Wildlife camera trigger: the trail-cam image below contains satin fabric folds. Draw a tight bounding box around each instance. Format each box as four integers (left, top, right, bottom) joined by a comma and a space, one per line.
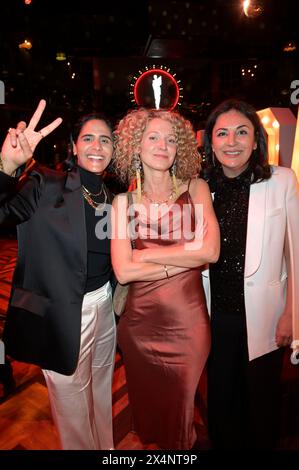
118, 191, 211, 450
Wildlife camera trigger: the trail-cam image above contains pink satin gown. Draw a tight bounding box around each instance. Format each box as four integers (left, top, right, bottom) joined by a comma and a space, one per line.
117, 190, 211, 450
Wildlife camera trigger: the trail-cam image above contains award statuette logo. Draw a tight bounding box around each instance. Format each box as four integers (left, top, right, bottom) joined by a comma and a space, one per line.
130, 66, 183, 110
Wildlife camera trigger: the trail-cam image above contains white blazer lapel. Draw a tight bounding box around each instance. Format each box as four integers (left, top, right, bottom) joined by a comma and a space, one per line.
244, 180, 267, 277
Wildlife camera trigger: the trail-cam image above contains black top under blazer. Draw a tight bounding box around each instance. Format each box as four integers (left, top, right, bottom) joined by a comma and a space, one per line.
0, 163, 112, 375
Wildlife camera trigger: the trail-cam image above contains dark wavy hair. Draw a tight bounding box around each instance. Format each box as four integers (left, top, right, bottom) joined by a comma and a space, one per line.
202, 99, 271, 184
64, 113, 113, 171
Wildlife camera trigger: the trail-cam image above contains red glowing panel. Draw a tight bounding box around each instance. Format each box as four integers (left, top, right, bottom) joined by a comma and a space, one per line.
134, 69, 180, 110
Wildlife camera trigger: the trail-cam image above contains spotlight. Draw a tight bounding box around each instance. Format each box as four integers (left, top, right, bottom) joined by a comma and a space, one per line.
19, 39, 32, 50
243, 0, 263, 18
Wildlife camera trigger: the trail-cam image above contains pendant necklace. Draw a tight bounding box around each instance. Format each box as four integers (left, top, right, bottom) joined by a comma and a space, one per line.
142, 189, 175, 207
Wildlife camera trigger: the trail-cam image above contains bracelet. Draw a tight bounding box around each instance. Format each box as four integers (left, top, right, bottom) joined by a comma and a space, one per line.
0, 151, 17, 177
0, 152, 4, 172
164, 265, 169, 279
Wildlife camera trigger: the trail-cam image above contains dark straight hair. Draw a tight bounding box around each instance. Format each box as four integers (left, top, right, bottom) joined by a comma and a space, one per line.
202, 99, 272, 184
64, 113, 113, 171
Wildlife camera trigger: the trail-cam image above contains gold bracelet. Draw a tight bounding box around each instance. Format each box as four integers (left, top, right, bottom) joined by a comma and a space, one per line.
0, 152, 4, 172
164, 265, 169, 279
0, 151, 16, 177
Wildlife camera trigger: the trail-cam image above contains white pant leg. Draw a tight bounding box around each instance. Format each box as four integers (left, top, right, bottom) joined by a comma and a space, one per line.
91, 282, 116, 450
43, 282, 116, 450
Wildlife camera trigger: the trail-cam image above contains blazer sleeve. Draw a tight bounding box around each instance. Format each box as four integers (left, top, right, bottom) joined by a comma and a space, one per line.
285, 170, 299, 348
0, 168, 44, 226
0, 171, 18, 203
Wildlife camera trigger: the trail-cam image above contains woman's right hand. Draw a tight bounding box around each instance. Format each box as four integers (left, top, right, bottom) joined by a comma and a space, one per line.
1, 99, 62, 176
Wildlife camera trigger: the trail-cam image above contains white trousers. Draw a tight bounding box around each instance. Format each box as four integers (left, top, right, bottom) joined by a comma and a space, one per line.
43, 282, 116, 450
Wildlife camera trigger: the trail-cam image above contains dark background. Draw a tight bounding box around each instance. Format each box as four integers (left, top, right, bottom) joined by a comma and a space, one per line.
0, 0, 298, 165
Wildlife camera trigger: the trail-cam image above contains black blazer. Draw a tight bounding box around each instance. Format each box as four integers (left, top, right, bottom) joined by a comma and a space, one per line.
0, 164, 112, 375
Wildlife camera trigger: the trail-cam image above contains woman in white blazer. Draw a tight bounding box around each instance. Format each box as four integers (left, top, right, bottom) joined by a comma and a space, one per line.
202, 99, 299, 449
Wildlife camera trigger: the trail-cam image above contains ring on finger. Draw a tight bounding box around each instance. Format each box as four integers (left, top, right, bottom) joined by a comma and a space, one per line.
8, 128, 12, 133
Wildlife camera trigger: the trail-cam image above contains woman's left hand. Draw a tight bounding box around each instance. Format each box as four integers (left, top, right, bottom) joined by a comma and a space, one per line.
275, 310, 292, 347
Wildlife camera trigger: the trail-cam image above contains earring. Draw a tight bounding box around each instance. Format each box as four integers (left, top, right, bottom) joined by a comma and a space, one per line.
170, 160, 179, 197
133, 154, 142, 202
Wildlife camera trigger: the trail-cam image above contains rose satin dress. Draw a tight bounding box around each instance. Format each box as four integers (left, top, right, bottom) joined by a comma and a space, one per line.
118, 190, 211, 450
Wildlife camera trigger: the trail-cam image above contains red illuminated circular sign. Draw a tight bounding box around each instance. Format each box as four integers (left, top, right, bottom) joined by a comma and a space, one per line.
130, 67, 183, 110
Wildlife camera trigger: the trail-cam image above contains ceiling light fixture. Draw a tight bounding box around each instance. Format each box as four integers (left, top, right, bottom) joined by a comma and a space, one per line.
19, 39, 32, 50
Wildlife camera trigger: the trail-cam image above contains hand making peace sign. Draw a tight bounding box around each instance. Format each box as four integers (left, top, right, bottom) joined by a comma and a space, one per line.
1, 99, 62, 175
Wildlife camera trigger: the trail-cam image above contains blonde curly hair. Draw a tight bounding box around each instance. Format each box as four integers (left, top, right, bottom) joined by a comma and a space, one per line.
113, 108, 201, 183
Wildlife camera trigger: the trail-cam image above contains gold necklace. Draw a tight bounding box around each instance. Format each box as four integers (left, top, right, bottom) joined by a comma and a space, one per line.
82, 184, 104, 198
82, 184, 107, 210
142, 188, 175, 207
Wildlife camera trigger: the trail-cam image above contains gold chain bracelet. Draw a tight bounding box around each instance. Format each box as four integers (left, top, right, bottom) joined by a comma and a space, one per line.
164, 265, 169, 279
0, 151, 17, 177
0, 152, 4, 172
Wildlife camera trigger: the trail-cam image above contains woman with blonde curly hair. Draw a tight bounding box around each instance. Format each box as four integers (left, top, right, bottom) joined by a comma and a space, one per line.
111, 107, 219, 450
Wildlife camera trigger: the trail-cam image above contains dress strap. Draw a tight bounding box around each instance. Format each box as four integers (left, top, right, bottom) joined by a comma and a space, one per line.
186, 178, 195, 212
126, 192, 136, 249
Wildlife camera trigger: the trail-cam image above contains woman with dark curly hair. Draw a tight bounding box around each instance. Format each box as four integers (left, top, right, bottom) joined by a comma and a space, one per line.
111, 107, 220, 449
202, 99, 299, 449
